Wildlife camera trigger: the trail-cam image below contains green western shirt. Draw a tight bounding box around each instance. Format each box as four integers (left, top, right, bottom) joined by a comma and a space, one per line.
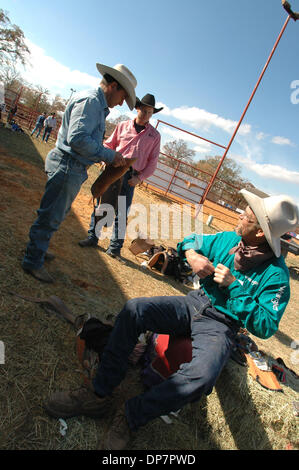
177, 231, 290, 339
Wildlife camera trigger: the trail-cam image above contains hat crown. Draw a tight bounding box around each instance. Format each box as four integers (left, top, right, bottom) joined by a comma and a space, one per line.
96, 62, 137, 110
135, 93, 163, 113
140, 94, 156, 107
239, 188, 298, 257
263, 195, 298, 238
113, 64, 137, 88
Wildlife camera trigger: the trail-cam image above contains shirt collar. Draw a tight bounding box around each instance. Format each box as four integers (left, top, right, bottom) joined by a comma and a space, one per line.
132, 118, 150, 130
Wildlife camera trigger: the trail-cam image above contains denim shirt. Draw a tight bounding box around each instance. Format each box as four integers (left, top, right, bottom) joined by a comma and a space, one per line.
55, 87, 115, 166
36, 114, 46, 126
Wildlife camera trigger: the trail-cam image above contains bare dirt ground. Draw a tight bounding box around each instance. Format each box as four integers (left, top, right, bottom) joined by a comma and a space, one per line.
0, 127, 298, 451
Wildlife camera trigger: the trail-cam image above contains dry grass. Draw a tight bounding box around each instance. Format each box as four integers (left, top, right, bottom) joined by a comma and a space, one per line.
0, 126, 298, 451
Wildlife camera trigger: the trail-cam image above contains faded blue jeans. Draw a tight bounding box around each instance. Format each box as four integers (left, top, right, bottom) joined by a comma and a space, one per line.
31, 124, 43, 138
87, 169, 135, 254
92, 290, 239, 431
42, 126, 53, 142
22, 149, 88, 270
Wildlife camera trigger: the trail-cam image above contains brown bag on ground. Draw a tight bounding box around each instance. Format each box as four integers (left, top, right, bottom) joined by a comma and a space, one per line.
129, 234, 155, 255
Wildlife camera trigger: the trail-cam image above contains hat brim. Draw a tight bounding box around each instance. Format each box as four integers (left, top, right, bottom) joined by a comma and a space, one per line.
135, 97, 163, 114
96, 63, 136, 110
239, 189, 281, 257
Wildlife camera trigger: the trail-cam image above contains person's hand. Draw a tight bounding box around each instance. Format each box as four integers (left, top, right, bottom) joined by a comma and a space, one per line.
112, 152, 126, 167
213, 264, 236, 287
128, 175, 141, 187
185, 249, 215, 278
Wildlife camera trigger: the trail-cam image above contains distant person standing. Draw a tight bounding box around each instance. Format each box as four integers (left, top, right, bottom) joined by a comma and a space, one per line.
42, 113, 57, 142
7, 104, 17, 123
0, 103, 6, 121
31, 112, 47, 138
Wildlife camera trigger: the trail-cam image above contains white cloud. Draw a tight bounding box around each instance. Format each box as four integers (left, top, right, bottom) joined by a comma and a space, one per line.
232, 153, 299, 185
256, 132, 267, 141
271, 136, 294, 146
159, 125, 212, 154
19, 39, 99, 100
158, 103, 251, 136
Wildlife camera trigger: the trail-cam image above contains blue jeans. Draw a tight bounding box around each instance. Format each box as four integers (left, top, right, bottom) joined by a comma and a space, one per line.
22, 149, 88, 270
42, 126, 52, 142
92, 290, 238, 431
88, 170, 135, 254
31, 125, 43, 138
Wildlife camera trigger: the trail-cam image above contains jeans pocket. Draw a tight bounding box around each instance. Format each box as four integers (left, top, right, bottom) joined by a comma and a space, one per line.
45, 150, 65, 177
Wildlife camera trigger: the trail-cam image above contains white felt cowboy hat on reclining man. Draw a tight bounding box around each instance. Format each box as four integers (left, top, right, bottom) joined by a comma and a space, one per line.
240, 188, 299, 257
96, 63, 137, 111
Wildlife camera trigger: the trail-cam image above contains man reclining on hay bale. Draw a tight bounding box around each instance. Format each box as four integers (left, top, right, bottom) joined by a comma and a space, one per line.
44, 188, 298, 450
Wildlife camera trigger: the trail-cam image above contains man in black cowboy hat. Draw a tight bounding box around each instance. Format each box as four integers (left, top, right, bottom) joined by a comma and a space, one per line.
78, 93, 163, 262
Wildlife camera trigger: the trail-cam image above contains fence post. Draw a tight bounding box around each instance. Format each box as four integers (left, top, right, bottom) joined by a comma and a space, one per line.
165, 161, 180, 196
28, 92, 42, 130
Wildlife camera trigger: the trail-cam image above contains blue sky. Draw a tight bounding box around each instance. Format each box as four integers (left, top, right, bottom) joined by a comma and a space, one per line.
2, 0, 299, 205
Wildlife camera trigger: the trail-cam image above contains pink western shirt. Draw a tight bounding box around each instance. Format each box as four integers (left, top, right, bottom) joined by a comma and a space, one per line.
104, 119, 161, 181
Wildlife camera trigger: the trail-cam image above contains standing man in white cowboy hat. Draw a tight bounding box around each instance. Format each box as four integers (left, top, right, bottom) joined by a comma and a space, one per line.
78, 93, 163, 262
44, 189, 298, 449
22, 63, 137, 283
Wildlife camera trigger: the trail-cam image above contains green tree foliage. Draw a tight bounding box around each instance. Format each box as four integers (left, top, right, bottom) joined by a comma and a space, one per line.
0, 9, 30, 67
196, 155, 253, 208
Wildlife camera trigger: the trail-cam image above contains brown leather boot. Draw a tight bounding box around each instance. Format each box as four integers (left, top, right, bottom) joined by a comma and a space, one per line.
44, 386, 113, 419
78, 238, 98, 247
23, 265, 54, 283
99, 407, 132, 450
44, 251, 55, 261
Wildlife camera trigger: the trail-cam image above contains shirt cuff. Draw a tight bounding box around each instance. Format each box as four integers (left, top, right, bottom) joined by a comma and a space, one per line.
98, 147, 115, 164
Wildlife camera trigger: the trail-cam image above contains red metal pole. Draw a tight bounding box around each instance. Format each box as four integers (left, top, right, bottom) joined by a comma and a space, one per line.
28, 92, 42, 129
156, 119, 226, 149
199, 14, 291, 205
165, 161, 181, 196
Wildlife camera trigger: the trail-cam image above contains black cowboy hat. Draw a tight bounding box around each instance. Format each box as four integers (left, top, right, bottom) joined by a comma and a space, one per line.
135, 94, 163, 114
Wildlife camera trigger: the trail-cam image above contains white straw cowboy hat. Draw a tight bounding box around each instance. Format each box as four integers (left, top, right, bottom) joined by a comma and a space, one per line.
240, 188, 299, 257
96, 63, 137, 110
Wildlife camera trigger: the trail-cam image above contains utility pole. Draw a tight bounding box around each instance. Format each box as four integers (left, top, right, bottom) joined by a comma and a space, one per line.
68, 88, 76, 102
199, 1, 298, 206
